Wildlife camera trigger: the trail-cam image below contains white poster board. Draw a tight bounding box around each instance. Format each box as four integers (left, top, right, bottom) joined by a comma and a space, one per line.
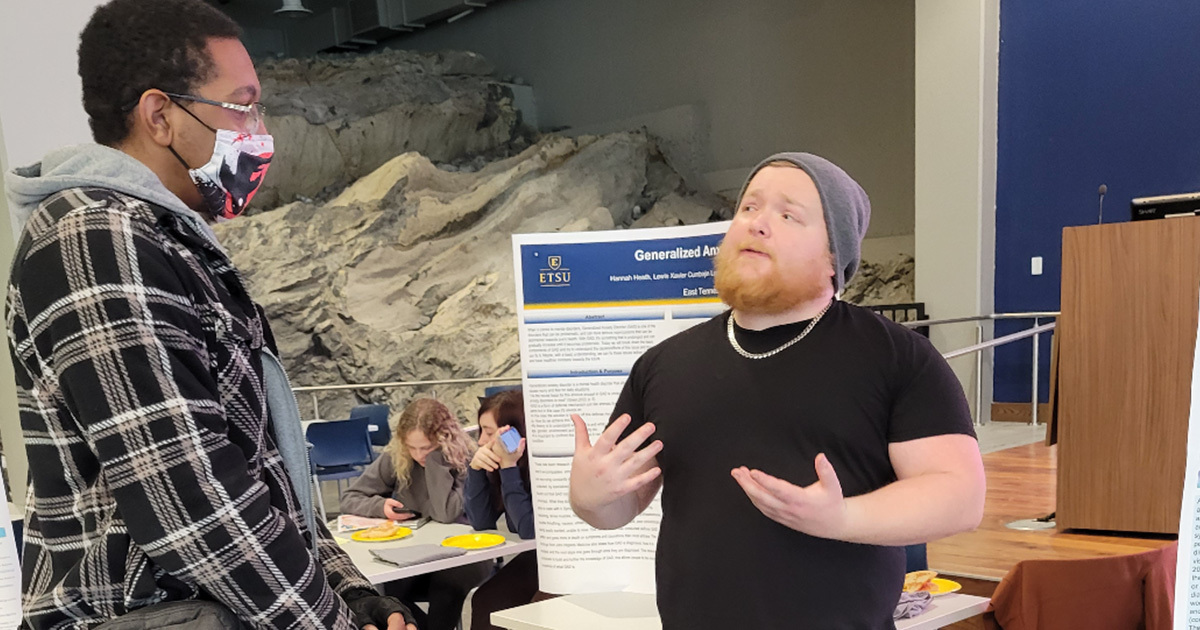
0, 475, 20, 628
1176, 289, 1200, 629
512, 222, 728, 594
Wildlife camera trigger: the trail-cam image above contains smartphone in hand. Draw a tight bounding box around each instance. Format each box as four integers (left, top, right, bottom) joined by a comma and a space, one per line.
499, 428, 522, 453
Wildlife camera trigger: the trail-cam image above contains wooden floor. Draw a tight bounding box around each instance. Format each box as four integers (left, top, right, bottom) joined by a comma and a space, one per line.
929, 441, 1175, 582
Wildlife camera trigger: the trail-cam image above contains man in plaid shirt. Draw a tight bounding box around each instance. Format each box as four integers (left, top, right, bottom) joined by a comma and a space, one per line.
4, 1, 417, 628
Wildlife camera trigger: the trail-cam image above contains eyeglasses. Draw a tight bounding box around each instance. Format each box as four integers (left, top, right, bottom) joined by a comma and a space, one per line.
162, 92, 267, 133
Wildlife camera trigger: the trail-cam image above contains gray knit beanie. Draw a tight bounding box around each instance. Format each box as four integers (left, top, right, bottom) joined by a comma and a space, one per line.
734, 152, 871, 294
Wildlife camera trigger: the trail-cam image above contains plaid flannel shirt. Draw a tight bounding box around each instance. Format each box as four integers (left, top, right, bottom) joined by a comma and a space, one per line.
7, 186, 373, 629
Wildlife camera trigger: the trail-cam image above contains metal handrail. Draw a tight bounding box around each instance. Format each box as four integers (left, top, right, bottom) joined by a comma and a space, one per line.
294, 376, 522, 419
941, 322, 1055, 360
292, 376, 521, 393
900, 311, 1060, 328
909, 311, 1059, 427
297, 311, 1062, 425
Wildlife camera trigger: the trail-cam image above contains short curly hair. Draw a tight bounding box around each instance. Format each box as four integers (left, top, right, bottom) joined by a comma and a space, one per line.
78, 0, 242, 146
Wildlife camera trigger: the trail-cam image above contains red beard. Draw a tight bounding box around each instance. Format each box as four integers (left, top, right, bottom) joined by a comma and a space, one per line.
713, 241, 833, 315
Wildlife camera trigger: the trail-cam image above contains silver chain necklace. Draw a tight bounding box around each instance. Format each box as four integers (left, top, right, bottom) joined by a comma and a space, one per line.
726, 300, 834, 360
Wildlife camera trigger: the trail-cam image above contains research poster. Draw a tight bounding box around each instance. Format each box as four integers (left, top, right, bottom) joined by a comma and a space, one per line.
512, 222, 729, 593
0, 478, 20, 627
1176, 290, 1200, 629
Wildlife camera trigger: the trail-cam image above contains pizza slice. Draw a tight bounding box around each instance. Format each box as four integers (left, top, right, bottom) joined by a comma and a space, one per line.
903, 570, 939, 593
358, 521, 403, 540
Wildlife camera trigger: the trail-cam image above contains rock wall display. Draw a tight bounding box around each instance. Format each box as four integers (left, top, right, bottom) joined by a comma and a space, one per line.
254, 49, 528, 209
842, 255, 916, 306
215, 131, 724, 420
217, 48, 915, 426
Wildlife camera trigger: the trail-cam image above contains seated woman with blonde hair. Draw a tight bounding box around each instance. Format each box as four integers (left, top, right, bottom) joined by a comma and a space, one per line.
341, 398, 490, 630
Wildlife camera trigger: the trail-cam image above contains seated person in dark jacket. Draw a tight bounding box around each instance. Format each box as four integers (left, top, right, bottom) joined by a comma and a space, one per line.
464, 390, 541, 630
341, 398, 491, 630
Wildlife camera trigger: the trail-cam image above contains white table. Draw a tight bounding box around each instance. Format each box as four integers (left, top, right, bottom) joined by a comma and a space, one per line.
491, 591, 990, 630
492, 593, 658, 630
339, 521, 536, 584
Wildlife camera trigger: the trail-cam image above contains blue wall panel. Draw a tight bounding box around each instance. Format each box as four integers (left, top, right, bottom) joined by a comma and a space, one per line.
995, 0, 1200, 401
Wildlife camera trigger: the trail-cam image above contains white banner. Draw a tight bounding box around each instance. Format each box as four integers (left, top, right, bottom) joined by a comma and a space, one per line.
1175, 287, 1200, 629
0, 475, 21, 628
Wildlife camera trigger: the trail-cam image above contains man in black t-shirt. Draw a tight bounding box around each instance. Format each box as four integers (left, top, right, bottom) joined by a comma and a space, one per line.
568, 152, 986, 629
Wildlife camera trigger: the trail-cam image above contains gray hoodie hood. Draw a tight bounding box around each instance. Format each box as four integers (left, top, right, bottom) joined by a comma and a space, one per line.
6, 143, 223, 251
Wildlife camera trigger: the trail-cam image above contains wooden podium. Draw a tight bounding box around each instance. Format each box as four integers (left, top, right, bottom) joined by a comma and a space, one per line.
1055, 218, 1199, 534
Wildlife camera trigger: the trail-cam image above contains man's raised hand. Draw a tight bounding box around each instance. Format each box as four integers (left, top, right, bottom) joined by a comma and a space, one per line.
568, 413, 662, 529
731, 453, 848, 540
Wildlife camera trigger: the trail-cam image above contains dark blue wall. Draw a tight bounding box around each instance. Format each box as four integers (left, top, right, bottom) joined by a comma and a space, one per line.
994, 0, 1200, 402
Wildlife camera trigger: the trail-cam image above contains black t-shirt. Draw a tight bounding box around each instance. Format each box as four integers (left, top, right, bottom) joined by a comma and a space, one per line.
611, 300, 975, 630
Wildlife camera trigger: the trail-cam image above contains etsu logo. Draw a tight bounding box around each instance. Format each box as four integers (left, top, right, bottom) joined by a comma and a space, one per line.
539, 255, 571, 287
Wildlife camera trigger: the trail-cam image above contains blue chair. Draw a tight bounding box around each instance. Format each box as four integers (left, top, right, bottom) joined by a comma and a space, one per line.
306, 418, 375, 504
349, 404, 392, 449
905, 543, 928, 572
483, 384, 522, 397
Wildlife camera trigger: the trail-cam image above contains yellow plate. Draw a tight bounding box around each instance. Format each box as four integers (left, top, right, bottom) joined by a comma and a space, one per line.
928, 578, 962, 596
441, 533, 506, 550
350, 527, 413, 543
